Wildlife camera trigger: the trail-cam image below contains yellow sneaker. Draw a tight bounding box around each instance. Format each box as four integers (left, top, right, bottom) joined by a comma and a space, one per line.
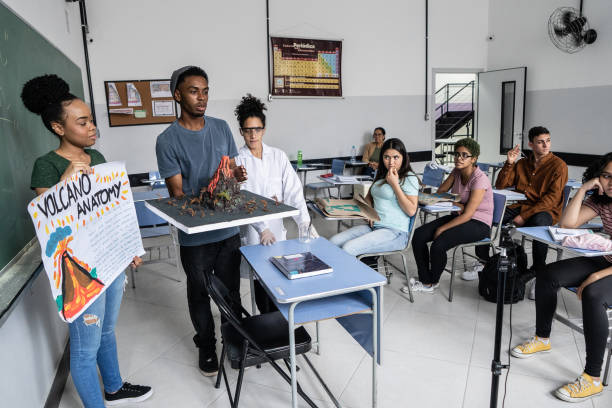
510, 336, 551, 358
554, 373, 603, 402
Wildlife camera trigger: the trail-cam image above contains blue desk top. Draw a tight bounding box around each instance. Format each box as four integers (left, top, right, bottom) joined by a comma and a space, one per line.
515, 226, 612, 257
133, 189, 169, 201
240, 237, 386, 305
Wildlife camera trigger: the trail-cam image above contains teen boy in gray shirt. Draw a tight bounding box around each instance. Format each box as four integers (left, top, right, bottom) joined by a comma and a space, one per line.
156, 66, 247, 376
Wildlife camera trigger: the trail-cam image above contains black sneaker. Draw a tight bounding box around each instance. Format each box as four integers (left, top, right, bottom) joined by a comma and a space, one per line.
104, 382, 153, 406
199, 350, 219, 377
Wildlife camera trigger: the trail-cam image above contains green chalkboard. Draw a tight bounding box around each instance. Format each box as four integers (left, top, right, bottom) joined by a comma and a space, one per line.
0, 4, 84, 271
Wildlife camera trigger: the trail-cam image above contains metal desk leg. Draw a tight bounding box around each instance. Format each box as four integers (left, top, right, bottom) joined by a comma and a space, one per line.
248, 266, 257, 315
289, 302, 299, 408
315, 321, 321, 355
367, 287, 379, 408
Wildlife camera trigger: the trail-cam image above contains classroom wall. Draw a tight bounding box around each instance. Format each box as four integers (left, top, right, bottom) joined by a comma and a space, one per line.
85, 0, 490, 174
0, 2, 85, 405
486, 0, 612, 158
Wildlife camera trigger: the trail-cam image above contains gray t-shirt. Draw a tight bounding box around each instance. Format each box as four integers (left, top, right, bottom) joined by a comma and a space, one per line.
156, 117, 239, 246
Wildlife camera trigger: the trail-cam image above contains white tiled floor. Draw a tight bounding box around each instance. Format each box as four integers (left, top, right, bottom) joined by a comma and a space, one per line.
59, 217, 611, 407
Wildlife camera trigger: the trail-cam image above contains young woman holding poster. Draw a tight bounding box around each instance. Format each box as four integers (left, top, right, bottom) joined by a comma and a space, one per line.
22, 75, 152, 408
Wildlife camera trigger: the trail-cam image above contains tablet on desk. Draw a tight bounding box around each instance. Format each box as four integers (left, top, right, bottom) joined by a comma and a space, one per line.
270, 252, 333, 279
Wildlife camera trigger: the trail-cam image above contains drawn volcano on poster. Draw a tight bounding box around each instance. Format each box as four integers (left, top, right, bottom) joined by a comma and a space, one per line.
47, 226, 104, 320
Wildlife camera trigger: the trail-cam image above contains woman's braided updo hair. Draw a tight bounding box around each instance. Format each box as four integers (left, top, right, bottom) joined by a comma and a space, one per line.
21, 74, 78, 136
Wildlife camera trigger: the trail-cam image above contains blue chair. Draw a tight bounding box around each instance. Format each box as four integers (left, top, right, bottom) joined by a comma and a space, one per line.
421, 164, 445, 189
445, 192, 507, 302
477, 163, 490, 173
554, 287, 612, 386
131, 200, 180, 289
357, 208, 420, 302
148, 170, 166, 189
305, 159, 345, 199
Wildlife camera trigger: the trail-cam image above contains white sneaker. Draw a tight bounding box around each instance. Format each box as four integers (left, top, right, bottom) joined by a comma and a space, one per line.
527, 278, 536, 300
404, 278, 437, 294
461, 264, 484, 281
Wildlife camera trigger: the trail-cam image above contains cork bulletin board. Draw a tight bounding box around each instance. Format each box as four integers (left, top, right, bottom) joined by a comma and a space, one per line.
104, 79, 177, 127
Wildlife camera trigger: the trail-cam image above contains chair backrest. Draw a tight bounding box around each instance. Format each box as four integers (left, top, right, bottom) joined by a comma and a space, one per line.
202, 272, 271, 355
148, 170, 166, 189
422, 165, 445, 188
135, 201, 168, 227
477, 163, 490, 173
490, 192, 508, 241
562, 184, 572, 210
406, 208, 420, 247
331, 159, 345, 175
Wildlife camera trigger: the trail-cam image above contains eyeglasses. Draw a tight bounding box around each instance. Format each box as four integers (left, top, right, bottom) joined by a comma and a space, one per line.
241, 127, 264, 135
453, 152, 473, 159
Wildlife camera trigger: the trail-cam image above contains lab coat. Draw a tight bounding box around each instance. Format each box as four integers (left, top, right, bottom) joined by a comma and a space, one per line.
236, 143, 310, 247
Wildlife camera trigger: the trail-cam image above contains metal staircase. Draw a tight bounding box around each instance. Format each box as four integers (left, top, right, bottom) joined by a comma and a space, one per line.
434, 81, 475, 163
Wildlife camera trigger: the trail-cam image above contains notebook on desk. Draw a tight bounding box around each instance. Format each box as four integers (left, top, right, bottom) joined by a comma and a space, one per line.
270, 252, 333, 279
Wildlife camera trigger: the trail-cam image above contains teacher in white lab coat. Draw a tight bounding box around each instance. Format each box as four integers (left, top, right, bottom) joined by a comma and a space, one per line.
234, 94, 315, 312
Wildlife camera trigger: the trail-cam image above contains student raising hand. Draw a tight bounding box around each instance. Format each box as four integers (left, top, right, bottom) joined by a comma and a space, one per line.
506, 144, 521, 164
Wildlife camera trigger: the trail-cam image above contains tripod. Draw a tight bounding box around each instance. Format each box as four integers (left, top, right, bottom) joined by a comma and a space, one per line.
490, 226, 517, 408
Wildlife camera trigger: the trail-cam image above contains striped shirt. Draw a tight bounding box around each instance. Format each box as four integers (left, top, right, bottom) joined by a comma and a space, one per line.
583, 197, 612, 263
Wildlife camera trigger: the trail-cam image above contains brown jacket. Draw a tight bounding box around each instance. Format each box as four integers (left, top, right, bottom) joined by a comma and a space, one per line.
495, 152, 568, 224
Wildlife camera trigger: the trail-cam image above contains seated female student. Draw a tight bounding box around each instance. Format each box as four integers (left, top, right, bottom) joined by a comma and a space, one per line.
362, 127, 386, 177
511, 152, 612, 403
234, 94, 314, 312
407, 138, 493, 294
23, 75, 152, 408
330, 138, 419, 257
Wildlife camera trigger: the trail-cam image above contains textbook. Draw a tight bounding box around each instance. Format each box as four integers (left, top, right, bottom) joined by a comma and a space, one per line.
548, 226, 593, 242
270, 252, 333, 279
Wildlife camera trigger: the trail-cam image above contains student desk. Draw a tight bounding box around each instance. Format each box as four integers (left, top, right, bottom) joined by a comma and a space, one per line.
492, 189, 526, 202
296, 163, 329, 186
240, 237, 386, 408
514, 226, 612, 259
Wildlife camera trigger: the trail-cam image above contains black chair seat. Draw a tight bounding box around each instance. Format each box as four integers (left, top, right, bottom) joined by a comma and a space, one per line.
221, 311, 312, 369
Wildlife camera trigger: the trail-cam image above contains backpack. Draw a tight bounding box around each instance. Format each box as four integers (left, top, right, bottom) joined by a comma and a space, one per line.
478, 243, 531, 304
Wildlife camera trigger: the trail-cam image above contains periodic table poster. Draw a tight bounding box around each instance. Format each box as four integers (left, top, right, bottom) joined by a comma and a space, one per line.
271, 37, 342, 97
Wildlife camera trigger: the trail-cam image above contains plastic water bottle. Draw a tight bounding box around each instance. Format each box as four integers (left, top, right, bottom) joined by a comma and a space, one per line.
297, 150, 303, 167
350, 145, 357, 163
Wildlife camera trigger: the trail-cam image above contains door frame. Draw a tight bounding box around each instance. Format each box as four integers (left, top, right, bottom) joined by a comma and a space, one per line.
475, 66, 527, 149
430, 68, 482, 162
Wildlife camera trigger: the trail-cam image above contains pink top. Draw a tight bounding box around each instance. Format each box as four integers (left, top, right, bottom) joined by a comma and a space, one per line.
583, 197, 612, 263
451, 166, 493, 226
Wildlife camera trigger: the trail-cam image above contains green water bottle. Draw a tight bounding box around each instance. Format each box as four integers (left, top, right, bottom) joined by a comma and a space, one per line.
297, 150, 303, 167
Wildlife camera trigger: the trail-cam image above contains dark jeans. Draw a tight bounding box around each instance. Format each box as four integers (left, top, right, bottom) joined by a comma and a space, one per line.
180, 234, 242, 353
476, 206, 553, 271
254, 280, 278, 314
412, 214, 490, 285
535, 256, 612, 377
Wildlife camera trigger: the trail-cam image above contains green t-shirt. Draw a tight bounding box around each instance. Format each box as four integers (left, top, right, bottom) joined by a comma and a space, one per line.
30, 149, 106, 189
369, 146, 381, 163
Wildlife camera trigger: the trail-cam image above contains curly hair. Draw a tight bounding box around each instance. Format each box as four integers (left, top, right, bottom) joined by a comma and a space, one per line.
234, 94, 266, 128
373, 138, 416, 186
21, 74, 78, 136
454, 137, 480, 158
582, 152, 612, 205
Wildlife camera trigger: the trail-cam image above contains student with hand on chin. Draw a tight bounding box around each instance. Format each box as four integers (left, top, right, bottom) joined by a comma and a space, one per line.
511, 153, 612, 403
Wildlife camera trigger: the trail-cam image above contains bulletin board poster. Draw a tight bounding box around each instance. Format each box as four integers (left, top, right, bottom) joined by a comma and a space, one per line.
27, 162, 144, 322
271, 37, 342, 97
